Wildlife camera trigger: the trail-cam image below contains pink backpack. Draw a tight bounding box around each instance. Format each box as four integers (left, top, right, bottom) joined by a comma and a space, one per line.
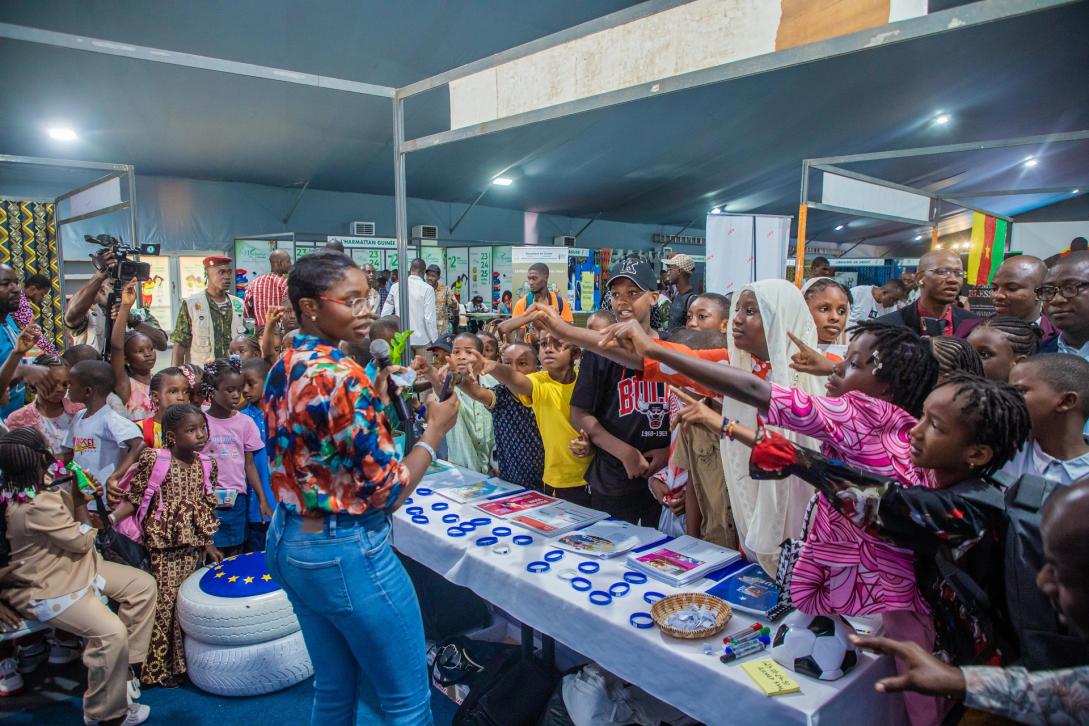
113, 449, 213, 544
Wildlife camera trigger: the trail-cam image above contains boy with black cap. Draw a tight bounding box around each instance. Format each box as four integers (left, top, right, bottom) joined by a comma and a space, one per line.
532, 258, 670, 525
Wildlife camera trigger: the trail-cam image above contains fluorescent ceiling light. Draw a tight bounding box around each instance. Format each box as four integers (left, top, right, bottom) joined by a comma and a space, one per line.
834, 224, 845, 231
710, 207, 721, 214
492, 177, 514, 186
1023, 158, 1038, 167
1073, 189, 1080, 194
914, 235, 923, 241
47, 126, 77, 141
934, 113, 950, 125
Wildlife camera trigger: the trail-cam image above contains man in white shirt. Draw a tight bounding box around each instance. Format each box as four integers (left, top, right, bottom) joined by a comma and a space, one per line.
848, 279, 906, 327
380, 258, 438, 349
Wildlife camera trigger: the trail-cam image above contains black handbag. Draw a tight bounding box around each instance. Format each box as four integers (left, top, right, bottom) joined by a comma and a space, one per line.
453, 650, 557, 726
93, 495, 150, 572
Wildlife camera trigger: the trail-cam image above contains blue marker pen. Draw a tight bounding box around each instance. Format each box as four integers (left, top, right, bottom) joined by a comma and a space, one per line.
720, 635, 770, 663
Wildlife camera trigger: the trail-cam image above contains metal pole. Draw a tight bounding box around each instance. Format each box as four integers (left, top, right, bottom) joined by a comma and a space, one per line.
126, 167, 138, 249
392, 95, 416, 449
793, 205, 808, 288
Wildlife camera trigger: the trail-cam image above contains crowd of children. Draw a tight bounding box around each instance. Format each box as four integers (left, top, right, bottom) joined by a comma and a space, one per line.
0, 247, 1087, 726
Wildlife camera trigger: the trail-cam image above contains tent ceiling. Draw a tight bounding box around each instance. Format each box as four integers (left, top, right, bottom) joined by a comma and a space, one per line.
0, 0, 1085, 255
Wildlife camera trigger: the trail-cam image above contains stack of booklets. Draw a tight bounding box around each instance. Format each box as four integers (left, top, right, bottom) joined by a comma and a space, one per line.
625, 535, 742, 587
554, 520, 663, 558
508, 501, 610, 538
475, 490, 557, 519
432, 477, 523, 504
705, 563, 782, 617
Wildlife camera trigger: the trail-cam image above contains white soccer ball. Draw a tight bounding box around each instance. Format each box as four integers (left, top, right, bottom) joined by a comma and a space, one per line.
770, 612, 859, 681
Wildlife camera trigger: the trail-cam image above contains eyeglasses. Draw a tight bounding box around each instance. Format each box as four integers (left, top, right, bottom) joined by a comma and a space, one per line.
924, 267, 963, 279
319, 296, 373, 316
1035, 281, 1089, 302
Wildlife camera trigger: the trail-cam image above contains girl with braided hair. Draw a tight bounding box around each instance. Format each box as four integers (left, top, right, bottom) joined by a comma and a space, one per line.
0, 427, 156, 724
110, 281, 159, 422
109, 404, 220, 687
930, 334, 985, 380
201, 358, 270, 554
966, 314, 1041, 382
751, 374, 1030, 694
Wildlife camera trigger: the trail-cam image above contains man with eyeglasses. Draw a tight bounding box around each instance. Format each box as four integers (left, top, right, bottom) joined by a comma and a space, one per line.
956, 255, 1058, 341
877, 249, 976, 336
1039, 250, 1089, 360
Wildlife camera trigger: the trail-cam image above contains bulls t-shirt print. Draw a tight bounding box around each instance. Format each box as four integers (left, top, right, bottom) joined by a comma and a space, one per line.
570, 349, 671, 497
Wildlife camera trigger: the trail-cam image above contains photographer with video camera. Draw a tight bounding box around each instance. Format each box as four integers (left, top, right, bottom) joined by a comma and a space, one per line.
64, 241, 167, 354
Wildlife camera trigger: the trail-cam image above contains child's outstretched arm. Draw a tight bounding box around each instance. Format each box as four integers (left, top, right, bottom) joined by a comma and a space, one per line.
110, 280, 138, 403
531, 304, 643, 370
468, 350, 532, 398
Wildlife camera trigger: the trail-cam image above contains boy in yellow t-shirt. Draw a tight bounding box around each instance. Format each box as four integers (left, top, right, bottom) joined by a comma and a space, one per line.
469, 333, 590, 504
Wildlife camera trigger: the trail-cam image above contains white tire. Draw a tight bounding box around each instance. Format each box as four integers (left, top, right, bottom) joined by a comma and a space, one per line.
177, 565, 299, 646
185, 631, 313, 697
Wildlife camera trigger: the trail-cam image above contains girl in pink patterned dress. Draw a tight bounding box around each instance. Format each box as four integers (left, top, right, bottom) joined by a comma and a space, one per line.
110, 281, 158, 421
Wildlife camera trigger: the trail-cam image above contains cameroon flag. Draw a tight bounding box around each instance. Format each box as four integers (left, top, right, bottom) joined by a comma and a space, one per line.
967, 213, 1008, 286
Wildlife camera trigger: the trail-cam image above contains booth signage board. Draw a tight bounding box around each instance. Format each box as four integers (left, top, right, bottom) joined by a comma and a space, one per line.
178, 256, 209, 301
67, 177, 122, 219
511, 246, 569, 300
234, 239, 276, 298
446, 247, 470, 301
966, 285, 997, 317
326, 236, 398, 249
141, 255, 173, 332
383, 248, 417, 272
350, 247, 385, 269
492, 246, 513, 307
469, 247, 492, 305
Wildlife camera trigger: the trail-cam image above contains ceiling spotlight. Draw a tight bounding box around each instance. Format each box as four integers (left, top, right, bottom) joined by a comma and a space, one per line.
710, 207, 721, 214
1073, 189, 1080, 194
834, 224, 845, 231
934, 113, 950, 125
1023, 157, 1038, 168
934, 244, 942, 250
914, 235, 923, 241
46, 126, 78, 141
492, 177, 514, 186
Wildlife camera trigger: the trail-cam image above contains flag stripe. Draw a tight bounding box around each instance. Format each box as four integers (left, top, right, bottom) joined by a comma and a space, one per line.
988, 218, 1008, 283
967, 212, 986, 283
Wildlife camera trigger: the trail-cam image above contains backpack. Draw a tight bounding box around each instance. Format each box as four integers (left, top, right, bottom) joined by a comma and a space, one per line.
1000, 472, 1089, 669
113, 449, 214, 545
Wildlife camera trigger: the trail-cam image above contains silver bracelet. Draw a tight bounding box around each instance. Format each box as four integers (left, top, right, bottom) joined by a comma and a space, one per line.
412, 441, 435, 461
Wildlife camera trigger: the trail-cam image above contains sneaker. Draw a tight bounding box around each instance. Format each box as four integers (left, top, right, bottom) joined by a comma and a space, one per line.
16, 641, 47, 673
84, 703, 151, 726
48, 636, 82, 665
127, 675, 141, 702
0, 657, 23, 697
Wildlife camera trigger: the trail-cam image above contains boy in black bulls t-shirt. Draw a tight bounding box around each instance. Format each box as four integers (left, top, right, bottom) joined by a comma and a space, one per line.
534, 258, 670, 524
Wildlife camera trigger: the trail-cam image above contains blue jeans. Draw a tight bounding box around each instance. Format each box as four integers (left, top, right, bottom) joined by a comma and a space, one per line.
266, 506, 433, 726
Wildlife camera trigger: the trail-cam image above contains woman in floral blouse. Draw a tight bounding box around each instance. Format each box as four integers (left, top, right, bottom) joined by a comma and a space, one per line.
262, 251, 458, 726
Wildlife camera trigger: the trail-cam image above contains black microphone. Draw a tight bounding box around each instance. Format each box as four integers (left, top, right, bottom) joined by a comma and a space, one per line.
369, 338, 412, 425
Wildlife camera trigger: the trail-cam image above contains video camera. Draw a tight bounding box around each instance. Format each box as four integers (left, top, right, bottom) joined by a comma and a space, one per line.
85, 234, 160, 283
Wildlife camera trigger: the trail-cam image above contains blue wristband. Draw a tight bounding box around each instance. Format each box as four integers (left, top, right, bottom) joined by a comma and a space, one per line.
446, 527, 466, 538
442, 514, 460, 524
588, 590, 612, 606
578, 561, 600, 574
404, 497, 413, 505
491, 526, 512, 537
512, 535, 533, 546
570, 577, 592, 591
468, 517, 491, 527
526, 561, 550, 573
411, 515, 429, 525
623, 571, 648, 585
458, 522, 477, 533
629, 612, 655, 629
544, 550, 564, 562
609, 582, 631, 598
406, 506, 424, 516
430, 502, 449, 511
643, 591, 666, 605
475, 536, 498, 547
416, 488, 432, 496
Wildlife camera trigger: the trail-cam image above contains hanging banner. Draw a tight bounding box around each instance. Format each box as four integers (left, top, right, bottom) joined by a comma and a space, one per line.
469, 247, 492, 306
705, 214, 790, 295
511, 246, 569, 302
350, 247, 385, 269
446, 248, 470, 301
383, 247, 417, 272
327, 236, 398, 249
492, 246, 513, 308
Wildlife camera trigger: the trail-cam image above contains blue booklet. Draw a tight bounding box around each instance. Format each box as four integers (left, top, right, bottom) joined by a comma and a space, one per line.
705, 563, 784, 618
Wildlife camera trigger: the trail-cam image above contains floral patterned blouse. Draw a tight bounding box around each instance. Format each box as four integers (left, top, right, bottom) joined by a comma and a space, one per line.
262, 332, 406, 515
123, 448, 219, 550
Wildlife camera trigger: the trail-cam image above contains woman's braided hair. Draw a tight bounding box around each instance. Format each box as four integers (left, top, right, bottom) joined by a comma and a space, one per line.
847, 322, 938, 417
939, 372, 1030, 477
976, 315, 1041, 358
930, 335, 985, 378
160, 403, 207, 448
201, 357, 242, 401
0, 428, 54, 568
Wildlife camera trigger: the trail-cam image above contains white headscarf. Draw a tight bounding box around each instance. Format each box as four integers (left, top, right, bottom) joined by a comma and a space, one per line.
720, 279, 824, 574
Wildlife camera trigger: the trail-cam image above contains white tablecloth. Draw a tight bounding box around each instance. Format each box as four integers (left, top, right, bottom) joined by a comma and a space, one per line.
393, 464, 906, 726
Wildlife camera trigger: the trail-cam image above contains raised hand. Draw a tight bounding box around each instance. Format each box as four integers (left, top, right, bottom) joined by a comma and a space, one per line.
467, 349, 497, 377
670, 386, 722, 433
569, 429, 592, 458
598, 320, 652, 359
120, 279, 139, 308
15, 324, 40, 356
788, 331, 835, 376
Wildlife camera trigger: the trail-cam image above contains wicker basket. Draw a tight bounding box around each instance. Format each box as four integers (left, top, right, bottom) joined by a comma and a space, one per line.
650, 593, 732, 639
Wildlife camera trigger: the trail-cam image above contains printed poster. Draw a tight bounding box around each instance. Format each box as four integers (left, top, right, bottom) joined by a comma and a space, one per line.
492, 246, 513, 307
445, 248, 470, 301
511, 246, 568, 303
178, 256, 209, 301
469, 246, 492, 306
141, 256, 173, 331
421, 247, 446, 282
234, 239, 275, 298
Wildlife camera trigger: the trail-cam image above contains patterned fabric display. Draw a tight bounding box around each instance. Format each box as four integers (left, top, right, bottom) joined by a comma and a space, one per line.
0, 200, 63, 350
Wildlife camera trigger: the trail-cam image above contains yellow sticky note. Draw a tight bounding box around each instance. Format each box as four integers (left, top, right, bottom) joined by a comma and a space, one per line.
741, 658, 801, 697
